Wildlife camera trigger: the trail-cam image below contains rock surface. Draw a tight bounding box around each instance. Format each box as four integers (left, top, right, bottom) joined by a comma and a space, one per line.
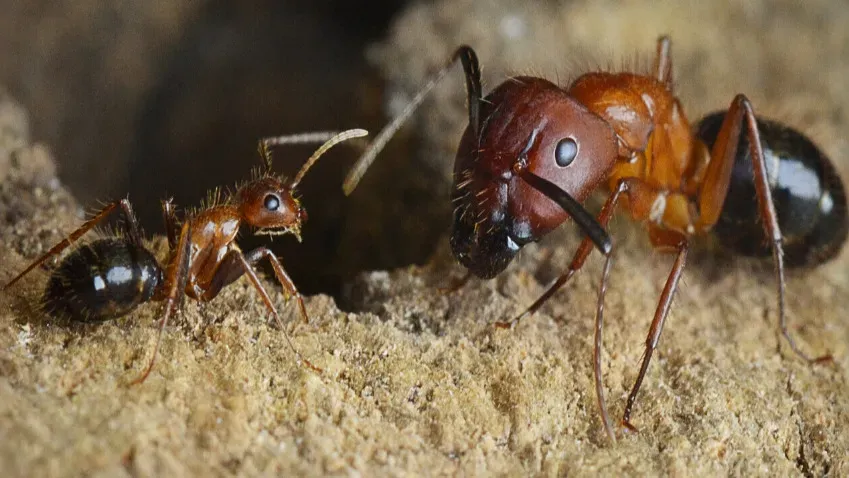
2, 0, 849, 476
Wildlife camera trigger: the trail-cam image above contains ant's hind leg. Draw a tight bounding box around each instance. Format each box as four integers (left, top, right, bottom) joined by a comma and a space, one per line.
621, 228, 688, 433
3, 199, 142, 290
695, 95, 831, 364
130, 221, 192, 385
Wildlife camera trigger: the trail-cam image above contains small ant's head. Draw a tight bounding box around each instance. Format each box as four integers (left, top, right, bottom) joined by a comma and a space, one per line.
240, 129, 368, 242
238, 177, 306, 241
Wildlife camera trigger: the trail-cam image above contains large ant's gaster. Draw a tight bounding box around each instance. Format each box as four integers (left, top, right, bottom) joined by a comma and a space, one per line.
3, 129, 368, 384
342, 36, 848, 442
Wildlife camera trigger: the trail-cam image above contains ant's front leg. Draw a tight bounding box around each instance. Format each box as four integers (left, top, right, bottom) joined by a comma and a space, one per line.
3, 199, 143, 290
695, 94, 831, 364
200, 247, 307, 325
499, 177, 626, 329
198, 247, 319, 372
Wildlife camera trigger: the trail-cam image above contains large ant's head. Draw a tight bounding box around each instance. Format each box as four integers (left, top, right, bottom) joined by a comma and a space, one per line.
239, 129, 368, 241
450, 77, 617, 278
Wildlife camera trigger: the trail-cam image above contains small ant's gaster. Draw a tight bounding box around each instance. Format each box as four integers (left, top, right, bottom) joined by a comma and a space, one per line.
343, 36, 847, 442
3, 129, 368, 384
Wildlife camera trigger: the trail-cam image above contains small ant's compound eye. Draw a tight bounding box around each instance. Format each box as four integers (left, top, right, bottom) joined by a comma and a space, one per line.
263, 194, 281, 211
555, 138, 578, 167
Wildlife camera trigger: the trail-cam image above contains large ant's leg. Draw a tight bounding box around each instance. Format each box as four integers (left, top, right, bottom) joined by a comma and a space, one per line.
3, 199, 142, 290
197, 247, 320, 372
130, 221, 193, 385
343, 46, 481, 195
621, 227, 688, 432
695, 94, 830, 363
496, 180, 628, 329
654, 35, 673, 89
512, 173, 630, 443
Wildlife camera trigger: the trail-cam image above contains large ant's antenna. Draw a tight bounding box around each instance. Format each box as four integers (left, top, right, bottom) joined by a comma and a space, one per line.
291, 129, 369, 188
343, 46, 480, 196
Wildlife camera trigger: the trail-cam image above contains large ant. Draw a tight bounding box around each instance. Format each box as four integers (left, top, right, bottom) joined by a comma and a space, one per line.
2, 129, 367, 384
342, 36, 848, 441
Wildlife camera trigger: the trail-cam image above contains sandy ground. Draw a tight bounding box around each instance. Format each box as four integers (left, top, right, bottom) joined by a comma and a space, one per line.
2, 0, 849, 476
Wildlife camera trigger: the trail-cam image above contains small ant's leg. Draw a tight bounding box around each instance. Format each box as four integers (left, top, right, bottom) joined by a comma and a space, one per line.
621, 228, 688, 433
3, 199, 140, 290
218, 248, 319, 372
197, 247, 308, 325
242, 248, 309, 325
654, 35, 673, 88
343, 46, 481, 195
695, 95, 830, 363
188, 249, 318, 372
161, 198, 179, 251
130, 221, 193, 385
496, 179, 629, 328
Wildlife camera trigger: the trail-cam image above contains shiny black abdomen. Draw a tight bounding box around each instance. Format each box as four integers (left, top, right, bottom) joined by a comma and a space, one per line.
43, 239, 163, 322
696, 111, 848, 266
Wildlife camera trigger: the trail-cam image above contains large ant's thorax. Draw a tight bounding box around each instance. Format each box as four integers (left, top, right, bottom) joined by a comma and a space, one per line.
568, 72, 701, 195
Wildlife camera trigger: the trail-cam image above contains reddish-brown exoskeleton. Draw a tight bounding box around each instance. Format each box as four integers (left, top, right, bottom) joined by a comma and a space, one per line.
3, 129, 367, 384
343, 36, 847, 441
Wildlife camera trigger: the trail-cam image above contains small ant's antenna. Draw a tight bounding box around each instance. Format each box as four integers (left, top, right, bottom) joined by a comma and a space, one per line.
259, 131, 356, 172
343, 46, 481, 196
291, 129, 369, 188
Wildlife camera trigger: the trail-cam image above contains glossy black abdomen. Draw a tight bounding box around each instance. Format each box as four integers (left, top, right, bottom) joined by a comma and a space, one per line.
696, 112, 848, 266
43, 239, 163, 321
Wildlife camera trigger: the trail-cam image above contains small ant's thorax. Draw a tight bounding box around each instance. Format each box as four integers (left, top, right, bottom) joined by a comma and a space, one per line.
186, 206, 242, 288
568, 72, 696, 194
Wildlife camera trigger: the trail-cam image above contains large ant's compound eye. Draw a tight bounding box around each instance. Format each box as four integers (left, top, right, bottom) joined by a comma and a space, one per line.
555, 138, 578, 167
263, 194, 281, 211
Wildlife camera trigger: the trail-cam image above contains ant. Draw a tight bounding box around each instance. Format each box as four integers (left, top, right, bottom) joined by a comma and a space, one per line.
2, 129, 368, 384
342, 36, 848, 442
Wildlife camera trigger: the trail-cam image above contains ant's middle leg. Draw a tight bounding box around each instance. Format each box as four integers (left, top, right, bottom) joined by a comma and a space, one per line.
3, 198, 142, 290
621, 227, 688, 433
695, 94, 830, 364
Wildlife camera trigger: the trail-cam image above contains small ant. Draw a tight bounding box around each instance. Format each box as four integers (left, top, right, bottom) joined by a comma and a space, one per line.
2, 129, 368, 384
342, 36, 848, 441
